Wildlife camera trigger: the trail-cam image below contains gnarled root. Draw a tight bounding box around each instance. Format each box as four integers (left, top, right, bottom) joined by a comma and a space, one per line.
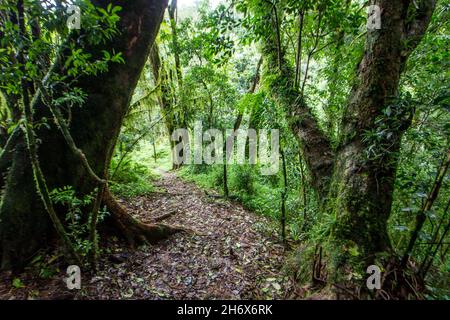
103, 187, 187, 247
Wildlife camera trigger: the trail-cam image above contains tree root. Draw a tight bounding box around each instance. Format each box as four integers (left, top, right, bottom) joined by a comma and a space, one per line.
103, 188, 188, 247
152, 209, 178, 222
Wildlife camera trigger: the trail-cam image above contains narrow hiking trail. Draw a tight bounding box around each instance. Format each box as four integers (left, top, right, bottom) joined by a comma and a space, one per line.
0, 172, 299, 300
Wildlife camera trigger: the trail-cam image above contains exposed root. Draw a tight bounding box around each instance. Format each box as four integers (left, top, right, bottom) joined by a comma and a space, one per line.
152, 209, 178, 222
103, 187, 188, 247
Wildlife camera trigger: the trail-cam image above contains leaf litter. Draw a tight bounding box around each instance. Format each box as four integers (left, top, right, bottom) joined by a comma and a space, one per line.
0, 172, 298, 300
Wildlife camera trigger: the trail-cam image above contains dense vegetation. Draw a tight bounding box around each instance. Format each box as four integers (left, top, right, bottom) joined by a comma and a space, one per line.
0, 0, 448, 299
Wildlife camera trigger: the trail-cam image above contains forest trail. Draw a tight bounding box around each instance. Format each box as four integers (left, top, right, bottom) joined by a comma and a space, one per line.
0, 172, 298, 299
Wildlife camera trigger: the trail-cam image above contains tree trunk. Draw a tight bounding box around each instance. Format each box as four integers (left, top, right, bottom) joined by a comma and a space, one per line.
0, 0, 169, 270
168, 0, 183, 87
261, 11, 335, 200
261, 0, 436, 290
329, 0, 436, 279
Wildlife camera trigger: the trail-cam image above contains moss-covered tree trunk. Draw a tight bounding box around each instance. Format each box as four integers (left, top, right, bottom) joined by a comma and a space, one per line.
149, 44, 180, 169
328, 0, 436, 283
262, 0, 436, 292
0, 0, 169, 270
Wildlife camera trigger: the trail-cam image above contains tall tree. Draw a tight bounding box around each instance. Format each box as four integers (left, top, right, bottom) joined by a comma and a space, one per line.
149, 43, 180, 168
258, 0, 437, 290
0, 0, 178, 270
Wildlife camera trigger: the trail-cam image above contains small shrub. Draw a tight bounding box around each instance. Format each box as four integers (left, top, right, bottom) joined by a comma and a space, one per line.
50, 186, 109, 258
231, 165, 254, 195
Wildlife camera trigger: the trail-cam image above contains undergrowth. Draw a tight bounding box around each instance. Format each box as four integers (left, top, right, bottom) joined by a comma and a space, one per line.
109, 156, 156, 198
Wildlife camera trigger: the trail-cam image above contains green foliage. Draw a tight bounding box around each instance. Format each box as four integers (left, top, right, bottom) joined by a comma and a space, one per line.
12, 278, 25, 289
1, 0, 445, 298
179, 165, 218, 190
109, 156, 156, 199
362, 93, 416, 165
231, 165, 255, 195
0, 1, 123, 97
386, 4, 450, 298
29, 253, 61, 279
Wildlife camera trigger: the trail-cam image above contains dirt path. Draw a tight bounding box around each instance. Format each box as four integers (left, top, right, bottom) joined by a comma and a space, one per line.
0, 172, 297, 299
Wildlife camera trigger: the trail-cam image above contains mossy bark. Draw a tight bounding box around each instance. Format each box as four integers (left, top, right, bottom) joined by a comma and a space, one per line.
261, 0, 436, 293
0, 0, 168, 270
328, 0, 436, 286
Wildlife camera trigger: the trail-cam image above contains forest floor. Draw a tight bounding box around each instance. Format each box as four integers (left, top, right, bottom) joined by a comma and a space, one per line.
0, 171, 302, 300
